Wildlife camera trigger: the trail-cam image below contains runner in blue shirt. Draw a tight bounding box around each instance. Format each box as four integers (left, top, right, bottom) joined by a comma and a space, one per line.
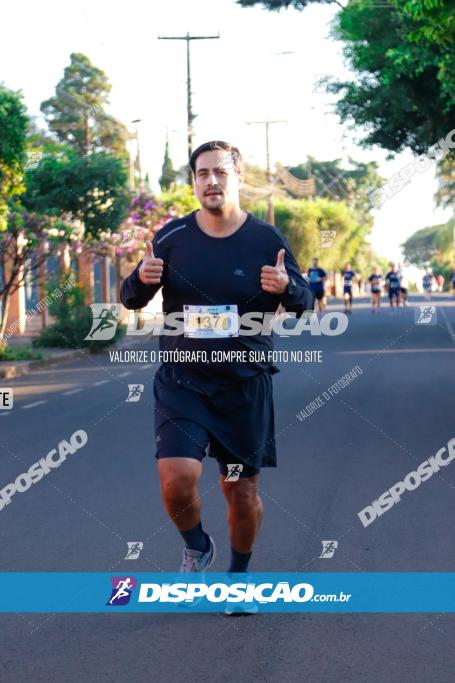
341, 263, 357, 314
385, 264, 402, 311
121, 141, 313, 612
307, 258, 327, 312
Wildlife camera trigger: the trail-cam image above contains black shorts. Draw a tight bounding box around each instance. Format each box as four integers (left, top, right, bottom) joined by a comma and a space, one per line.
311, 288, 325, 300
343, 286, 352, 297
153, 365, 276, 478
389, 288, 400, 299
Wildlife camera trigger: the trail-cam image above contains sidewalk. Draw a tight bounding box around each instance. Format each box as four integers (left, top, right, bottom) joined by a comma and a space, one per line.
0, 320, 89, 378
0, 320, 148, 380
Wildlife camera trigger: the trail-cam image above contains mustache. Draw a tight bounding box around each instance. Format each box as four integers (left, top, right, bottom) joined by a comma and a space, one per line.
204, 187, 223, 196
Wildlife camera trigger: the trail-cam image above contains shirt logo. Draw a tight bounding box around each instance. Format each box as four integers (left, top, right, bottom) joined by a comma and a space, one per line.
233, 269, 245, 276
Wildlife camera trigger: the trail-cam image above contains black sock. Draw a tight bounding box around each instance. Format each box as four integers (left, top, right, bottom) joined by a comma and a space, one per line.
179, 522, 209, 553
228, 547, 252, 573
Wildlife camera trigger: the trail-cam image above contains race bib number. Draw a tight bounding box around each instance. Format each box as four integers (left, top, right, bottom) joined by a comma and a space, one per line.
183, 305, 239, 338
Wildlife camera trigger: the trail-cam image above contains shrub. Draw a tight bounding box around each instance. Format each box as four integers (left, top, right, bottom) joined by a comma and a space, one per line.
35, 281, 125, 352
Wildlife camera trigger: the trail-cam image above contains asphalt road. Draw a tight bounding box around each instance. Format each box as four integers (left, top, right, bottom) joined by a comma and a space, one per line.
1, 294, 454, 682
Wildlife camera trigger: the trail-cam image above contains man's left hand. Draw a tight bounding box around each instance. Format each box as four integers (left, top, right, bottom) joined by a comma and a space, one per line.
261, 248, 289, 295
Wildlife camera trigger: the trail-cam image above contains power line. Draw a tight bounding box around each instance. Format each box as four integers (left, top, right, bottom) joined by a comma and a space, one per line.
158, 32, 220, 185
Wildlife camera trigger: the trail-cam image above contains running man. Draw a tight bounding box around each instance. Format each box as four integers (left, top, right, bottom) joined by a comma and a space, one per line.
368, 267, 382, 313
341, 263, 357, 314
307, 258, 327, 312
422, 271, 434, 300
120, 141, 314, 605
385, 264, 401, 311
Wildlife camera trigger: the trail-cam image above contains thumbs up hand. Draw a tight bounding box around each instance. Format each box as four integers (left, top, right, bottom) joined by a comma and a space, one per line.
138, 240, 164, 285
261, 248, 289, 294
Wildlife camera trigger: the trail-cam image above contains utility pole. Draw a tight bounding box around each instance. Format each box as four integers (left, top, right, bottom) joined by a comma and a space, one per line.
246, 119, 287, 225
131, 119, 143, 193
158, 32, 220, 185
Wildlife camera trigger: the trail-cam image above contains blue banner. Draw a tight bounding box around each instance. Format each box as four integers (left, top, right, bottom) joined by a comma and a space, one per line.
1, 573, 455, 613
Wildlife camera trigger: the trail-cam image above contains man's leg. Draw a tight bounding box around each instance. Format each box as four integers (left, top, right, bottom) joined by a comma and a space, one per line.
158, 457, 209, 552
220, 474, 263, 570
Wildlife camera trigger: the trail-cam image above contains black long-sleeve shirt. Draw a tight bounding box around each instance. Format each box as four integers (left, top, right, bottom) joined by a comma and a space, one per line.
120, 210, 314, 388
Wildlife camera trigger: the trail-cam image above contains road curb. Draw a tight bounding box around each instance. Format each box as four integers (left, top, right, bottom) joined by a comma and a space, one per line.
0, 349, 88, 379
0, 334, 149, 379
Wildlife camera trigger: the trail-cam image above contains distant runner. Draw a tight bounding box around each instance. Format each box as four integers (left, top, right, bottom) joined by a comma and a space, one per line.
368, 267, 383, 313
341, 263, 356, 315
422, 271, 434, 300
385, 264, 401, 311
307, 258, 327, 312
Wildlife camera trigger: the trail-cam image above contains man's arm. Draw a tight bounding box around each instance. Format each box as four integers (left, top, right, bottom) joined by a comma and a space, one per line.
120, 261, 162, 310
278, 242, 315, 314
120, 239, 164, 310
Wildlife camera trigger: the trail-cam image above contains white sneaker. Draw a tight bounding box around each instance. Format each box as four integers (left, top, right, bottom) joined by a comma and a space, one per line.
179, 535, 216, 573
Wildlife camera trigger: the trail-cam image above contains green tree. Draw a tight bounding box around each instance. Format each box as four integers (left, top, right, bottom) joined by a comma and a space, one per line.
0, 208, 60, 339
402, 218, 454, 270
159, 184, 200, 216
331, 0, 455, 155
0, 85, 28, 231
23, 149, 129, 239
248, 195, 370, 271
435, 156, 455, 209
40, 53, 129, 160
159, 134, 177, 191
286, 157, 383, 224
237, 0, 455, 155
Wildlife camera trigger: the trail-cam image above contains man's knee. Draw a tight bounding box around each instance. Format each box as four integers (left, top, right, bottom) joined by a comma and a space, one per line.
158, 458, 201, 500
222, 478, 260, 515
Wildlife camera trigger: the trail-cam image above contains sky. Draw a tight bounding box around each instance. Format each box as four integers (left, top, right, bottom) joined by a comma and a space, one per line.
1, 0, 451, 262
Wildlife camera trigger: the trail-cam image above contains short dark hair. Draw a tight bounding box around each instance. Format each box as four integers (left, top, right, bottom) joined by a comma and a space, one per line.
189, 140, 243, 175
